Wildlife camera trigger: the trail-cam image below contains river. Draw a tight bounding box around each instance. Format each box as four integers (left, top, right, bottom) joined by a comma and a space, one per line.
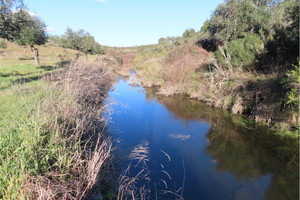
105, 75, 299, 200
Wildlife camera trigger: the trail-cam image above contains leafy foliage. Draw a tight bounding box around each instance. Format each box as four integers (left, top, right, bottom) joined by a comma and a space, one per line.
13, 12, 47, 47
206, 0, 278, 42
262, 0, 299, 65
0, 0, 25, 41
0, 38, 6, 48
284, 60, 300, 106
56, 27, 105, 57
205, 0, 299, 70
182, 28, 196, 38
214, 33, 264, 69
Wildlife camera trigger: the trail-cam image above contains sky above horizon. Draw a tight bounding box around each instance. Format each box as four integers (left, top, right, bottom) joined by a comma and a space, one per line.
24, 0, 224, 47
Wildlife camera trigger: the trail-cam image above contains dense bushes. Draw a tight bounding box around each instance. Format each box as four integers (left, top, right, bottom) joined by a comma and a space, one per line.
204, 0, 299, 71
214, 33, 264, 70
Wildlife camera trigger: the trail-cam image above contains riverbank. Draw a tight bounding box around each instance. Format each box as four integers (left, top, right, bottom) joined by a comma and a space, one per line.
117, 41, 299, 138
0, 59, 113, 199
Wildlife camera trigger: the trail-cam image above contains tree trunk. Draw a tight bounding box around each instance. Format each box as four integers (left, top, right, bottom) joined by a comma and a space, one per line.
96, 54, 99, 61
31, 46, 40, 66
85, 53, 88, 61
24, 46, 27, 56
74, 49, 81, 61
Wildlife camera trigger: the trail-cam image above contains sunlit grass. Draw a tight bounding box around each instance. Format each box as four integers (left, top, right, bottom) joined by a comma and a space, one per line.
0, 43, 112, 198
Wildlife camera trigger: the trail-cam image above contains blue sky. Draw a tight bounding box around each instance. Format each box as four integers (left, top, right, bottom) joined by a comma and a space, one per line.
24, 0, 223, 47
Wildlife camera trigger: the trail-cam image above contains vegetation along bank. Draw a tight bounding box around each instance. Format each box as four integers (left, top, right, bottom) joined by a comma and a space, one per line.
0, 0, 299, 199
111, 0, 299, 137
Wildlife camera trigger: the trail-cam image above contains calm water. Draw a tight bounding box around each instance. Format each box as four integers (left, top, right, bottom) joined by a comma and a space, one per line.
106, 75, 299, 200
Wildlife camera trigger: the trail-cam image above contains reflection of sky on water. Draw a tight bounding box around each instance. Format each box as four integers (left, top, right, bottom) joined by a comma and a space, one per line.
106, 77, 298, 200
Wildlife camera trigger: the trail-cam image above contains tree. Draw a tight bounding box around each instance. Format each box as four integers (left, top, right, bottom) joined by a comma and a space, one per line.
0, 0, 25, 41
182, 28, 195, 38
14, 11, 47, 66
81, 33, 95, 60
207, 0, 278, 42
93, 42, 105, 61
59, 28, 102, 61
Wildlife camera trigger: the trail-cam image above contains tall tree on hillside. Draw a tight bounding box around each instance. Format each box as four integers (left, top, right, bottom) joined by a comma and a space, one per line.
0, 0, 25, 40
14, 11, 47, 66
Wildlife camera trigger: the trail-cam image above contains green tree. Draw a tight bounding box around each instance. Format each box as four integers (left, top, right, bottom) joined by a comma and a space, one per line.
263, 0, 299, 65
59, 27, 101, 61
214, 33, 264, 70
0, 0, 25, 41
183, 28, 196, 38
14, 11, 47, 66
93, 42, 105, 61
81, 33, 95, 60
207, 0, 277, 42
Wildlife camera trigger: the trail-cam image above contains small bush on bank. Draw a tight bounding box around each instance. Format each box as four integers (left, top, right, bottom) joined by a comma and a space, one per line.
0, 39, 6, 48
282, 60, 300, 107
214, 33, 264, 70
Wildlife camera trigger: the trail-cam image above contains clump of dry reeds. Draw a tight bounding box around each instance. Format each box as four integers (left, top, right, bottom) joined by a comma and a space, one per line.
23, 61, 113, 199
117, 141, 151, 200
117, 141, 184, 200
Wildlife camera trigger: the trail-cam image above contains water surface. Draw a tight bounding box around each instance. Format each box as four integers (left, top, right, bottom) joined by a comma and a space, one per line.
106, 76, 299, 200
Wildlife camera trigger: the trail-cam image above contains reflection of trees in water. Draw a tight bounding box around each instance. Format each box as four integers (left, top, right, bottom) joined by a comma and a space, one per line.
143, 88, 299, 200
206, 126, 299, 200
206, 126, 272, 181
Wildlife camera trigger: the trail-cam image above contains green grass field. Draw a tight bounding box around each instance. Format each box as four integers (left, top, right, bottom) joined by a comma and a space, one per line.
0, 42, 111, 199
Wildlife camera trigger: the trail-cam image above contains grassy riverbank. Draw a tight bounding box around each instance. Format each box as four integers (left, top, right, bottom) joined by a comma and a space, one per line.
0, 43, 113, 199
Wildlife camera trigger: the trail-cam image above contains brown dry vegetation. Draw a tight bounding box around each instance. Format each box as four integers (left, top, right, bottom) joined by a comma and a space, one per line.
106, 49, 137, 77
32, 61, 113, 199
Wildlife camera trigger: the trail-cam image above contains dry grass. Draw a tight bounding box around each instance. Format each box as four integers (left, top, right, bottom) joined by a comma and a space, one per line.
117, 141, 184, 200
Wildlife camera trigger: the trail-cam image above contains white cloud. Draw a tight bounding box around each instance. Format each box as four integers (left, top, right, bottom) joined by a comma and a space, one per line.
97, 0, 106, 2
12, 8, 39, 17
28, 11, 38, 17
46, 27, 56, 33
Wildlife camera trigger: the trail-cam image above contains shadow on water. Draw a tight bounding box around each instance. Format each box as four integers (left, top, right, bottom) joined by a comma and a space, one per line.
108, 76, 299, 200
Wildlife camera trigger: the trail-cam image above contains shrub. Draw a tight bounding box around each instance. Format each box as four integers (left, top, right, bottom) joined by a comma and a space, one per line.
284, 60, 300, 107
214, 33, 264, 70
0, 39, 6, 48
